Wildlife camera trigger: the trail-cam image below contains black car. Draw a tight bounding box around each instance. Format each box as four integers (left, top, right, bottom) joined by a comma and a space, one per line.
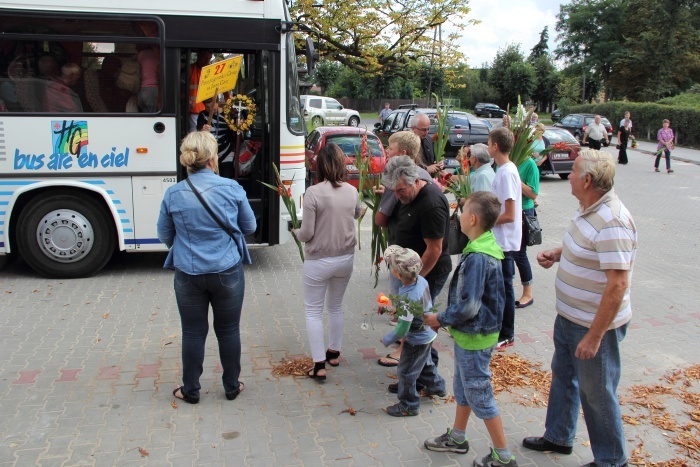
474, 103, 506, 118
553, 113, 613, 147
551, 109, 561, 122
373, 108, 490, 165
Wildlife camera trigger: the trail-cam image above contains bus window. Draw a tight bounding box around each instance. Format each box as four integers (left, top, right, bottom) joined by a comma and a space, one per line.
0, 15, 161, 114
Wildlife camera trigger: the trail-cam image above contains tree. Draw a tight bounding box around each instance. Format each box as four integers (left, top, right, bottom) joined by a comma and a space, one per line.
290, 0, 477, 76
529, 26, 549, 60
610, 0, 700, 101
555, 0, 626, 101
313, 60, 342, 95
490, 43, 535, 107
529, 54, 559, 111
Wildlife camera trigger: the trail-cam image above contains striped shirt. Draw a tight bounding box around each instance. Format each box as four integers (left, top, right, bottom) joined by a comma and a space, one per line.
555, 189, 637, 329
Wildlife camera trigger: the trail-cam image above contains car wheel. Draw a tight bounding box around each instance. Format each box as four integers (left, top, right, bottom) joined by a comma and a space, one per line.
559, 173, 570, 180
575, 131, 583, 143
602, 140, 610, 147
488, 112, 492, 118
311, 116, 323, 128
348, 116, 360, 127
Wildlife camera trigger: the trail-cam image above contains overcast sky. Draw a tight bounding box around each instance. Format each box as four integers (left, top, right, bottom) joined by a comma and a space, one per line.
451, 0, 568, 67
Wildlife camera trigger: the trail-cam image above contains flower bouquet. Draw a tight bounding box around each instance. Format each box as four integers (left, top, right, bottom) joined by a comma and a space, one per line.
509, 97, 536, 168
259, 163, 304, 262
376, 292, 438, 319
630, 138, 638, 149
356, 130, 387, 287
431, 93, 451, 167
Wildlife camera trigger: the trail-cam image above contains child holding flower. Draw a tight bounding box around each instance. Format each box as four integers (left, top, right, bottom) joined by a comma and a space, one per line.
380, 245, 446, 417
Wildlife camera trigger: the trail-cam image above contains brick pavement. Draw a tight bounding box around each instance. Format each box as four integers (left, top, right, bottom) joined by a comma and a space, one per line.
1, 148, 699, 466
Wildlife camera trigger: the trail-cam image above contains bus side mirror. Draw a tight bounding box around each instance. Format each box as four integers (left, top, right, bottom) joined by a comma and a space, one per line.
305, 37, 319, 76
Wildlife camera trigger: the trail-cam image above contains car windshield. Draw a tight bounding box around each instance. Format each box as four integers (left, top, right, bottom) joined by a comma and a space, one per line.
327, 135, 383, 157
584, 117, 611, 127
544, 129, 577, 144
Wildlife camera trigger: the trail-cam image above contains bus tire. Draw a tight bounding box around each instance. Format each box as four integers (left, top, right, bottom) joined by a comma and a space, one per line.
17, 193, 116, 278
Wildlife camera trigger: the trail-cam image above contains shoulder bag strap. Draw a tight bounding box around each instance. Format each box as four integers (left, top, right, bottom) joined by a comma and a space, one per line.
186, 177, 236, 240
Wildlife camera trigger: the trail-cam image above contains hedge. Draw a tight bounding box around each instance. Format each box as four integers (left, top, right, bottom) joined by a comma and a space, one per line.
562, 102, 699, 148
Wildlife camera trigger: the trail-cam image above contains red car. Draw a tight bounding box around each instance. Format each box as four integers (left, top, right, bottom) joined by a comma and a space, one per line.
539, 128, 581, 179
305, 126, 386, 189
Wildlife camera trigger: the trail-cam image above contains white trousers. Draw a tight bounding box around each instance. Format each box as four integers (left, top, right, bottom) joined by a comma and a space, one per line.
302, 253, 354, 362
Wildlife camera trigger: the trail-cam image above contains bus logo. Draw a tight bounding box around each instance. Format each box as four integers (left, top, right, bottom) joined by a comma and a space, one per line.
52, 120, 88, 156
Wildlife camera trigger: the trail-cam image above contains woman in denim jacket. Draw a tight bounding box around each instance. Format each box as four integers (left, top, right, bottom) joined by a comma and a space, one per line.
157, 131, 256, 404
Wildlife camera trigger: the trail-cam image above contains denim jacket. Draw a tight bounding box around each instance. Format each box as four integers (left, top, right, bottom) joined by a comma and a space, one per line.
437, 252, 504, 335
157, 169, 256, 274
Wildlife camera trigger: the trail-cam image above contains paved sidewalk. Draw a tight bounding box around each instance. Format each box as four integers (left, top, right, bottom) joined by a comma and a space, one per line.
1, 150, 699, 466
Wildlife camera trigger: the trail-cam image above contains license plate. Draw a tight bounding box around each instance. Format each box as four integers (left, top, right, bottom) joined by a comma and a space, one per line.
346, 164, 358, 171
551, 152, 570, 160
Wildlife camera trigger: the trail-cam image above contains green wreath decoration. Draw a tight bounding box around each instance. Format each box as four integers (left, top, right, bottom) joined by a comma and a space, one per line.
223, 94, 256, 133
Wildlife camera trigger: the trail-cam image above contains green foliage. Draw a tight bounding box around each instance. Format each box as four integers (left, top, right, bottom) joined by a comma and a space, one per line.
313, 60, 342, 95
657, 84, 700, 107
490, 44, 535, 107
529, 26, 549, 60
568, 101, 700, 147
555, 0, 626, 100
529, 54, 559, 110
609, 0, 700, 101
327, 68, 372, 99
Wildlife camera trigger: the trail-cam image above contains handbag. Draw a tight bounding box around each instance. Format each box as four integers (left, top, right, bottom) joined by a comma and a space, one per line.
523, 210, 542, 247
448, 205, 469, 255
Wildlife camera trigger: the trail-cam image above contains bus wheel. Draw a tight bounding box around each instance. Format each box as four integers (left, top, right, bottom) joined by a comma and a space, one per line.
17, 193, 115, 278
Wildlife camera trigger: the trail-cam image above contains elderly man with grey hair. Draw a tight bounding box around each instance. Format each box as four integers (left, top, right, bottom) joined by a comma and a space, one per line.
523, 149, 637, 467
383, 155, 452, 303
468, 143, 495, 193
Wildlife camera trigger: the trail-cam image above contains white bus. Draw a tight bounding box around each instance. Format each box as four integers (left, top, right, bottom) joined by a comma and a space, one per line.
0, 1, 308, 277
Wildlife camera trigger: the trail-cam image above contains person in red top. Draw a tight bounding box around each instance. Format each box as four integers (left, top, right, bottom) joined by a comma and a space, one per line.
189, 49, 212, 131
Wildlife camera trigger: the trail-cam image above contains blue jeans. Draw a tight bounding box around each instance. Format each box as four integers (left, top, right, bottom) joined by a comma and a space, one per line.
396, 341, 446, 412
544, 315, 628, 466
174, 262, 245, 399
512, 208, 534, 286
453, 343, 499, 420
499, 253, 516, 341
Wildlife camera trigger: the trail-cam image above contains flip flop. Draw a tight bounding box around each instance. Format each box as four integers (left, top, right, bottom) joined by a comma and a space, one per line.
173, 386, 199, 404
377, 354, 400, 367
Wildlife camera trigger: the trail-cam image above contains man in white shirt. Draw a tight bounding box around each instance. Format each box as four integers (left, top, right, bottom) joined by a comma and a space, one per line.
582, 115, 609, 150
488, 127, 522, 349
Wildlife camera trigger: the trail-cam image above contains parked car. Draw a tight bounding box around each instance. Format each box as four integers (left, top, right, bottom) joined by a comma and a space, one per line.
538, 127, 582, 179
474, 103, 507, 118
553, 113, 613, 147
373, 108, 490, 168
551, 109, 561, 122
300, 95, 361, 128
305, 127, 386, 190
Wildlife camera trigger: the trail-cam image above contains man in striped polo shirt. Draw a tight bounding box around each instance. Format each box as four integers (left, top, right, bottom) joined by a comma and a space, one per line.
522, 149, 637, 467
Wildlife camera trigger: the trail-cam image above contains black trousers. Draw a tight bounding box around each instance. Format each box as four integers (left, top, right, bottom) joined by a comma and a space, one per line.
588, 138, 602, 150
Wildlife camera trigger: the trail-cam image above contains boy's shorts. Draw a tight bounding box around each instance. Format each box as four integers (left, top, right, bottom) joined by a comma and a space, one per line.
452, 343, 499, 420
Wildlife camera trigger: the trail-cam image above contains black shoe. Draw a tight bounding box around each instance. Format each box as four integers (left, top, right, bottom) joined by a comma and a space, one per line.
225, 382, 244, 400
522, 437, 572, 455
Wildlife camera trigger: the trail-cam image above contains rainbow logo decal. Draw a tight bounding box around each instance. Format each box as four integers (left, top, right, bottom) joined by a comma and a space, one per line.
51, 120, 88, 156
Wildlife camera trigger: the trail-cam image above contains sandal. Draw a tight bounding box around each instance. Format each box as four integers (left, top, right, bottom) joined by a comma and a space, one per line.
384, 403, 418, 417
226, 382, 244, 401
173, 386, 199, 404
377, 354, 399, 367
307, 361, 326, 381
325, 349, 340, 367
